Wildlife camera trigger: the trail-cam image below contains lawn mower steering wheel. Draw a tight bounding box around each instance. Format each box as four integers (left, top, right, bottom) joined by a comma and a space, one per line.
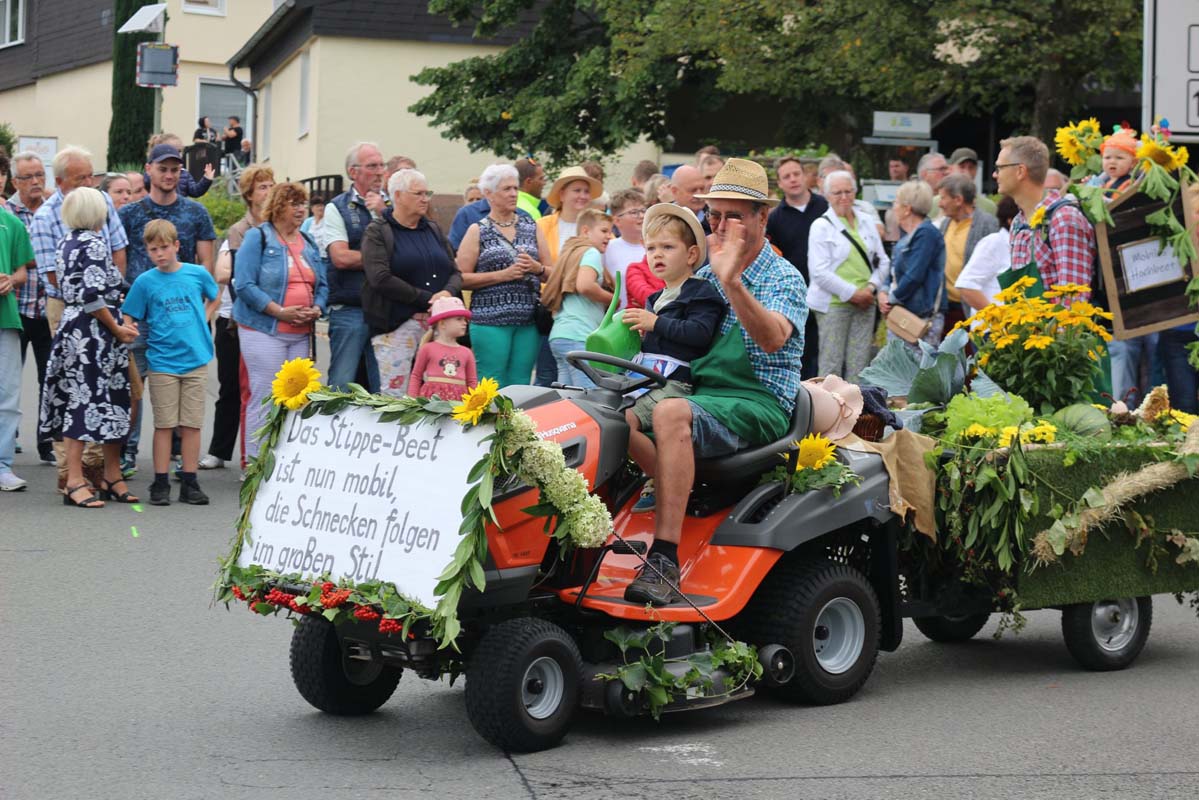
565, 351, 668, 395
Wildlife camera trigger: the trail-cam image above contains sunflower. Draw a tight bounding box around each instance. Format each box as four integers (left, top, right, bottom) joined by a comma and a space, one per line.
1171, 145, 1190, 172
452, 378, 500, 426
1028, 206, 1047, 229
271, 358, 322, 410
1137, 134, 1175, 168
1076, 118, 1102, 137
793, 433, 836, 472
1054, 125, 1084, 166
1049, 283, 1091, 296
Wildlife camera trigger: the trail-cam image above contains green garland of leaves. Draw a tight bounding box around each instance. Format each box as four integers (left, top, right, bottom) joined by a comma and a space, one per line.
597, 622, 763, 719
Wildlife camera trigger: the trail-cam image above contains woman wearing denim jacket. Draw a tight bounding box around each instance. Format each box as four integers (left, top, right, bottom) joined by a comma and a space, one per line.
877, 180, 947, 349
233, 182, 328, 458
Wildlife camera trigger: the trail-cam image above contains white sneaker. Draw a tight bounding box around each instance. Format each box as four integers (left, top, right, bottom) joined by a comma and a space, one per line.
0, 472, 28, 492
199, 455, 225, 470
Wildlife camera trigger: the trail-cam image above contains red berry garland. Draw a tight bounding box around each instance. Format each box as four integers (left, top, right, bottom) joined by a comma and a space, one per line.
378, 618, 403, 635
353, 605, 381, 621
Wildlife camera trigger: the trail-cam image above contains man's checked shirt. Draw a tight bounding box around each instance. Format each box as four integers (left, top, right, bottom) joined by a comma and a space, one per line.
4, 195, 44, 318
1010, 191, 1096, 304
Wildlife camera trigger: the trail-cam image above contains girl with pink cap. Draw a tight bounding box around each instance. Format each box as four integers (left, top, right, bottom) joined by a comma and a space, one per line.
406, 297, 478, 401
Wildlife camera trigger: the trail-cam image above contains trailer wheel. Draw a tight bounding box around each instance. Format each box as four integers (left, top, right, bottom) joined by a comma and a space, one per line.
289, 616, 401, 714
741, 559, 880, 706
1061, 597, 1152, 671
465, 618, 582, 752
913, 613, 991, 643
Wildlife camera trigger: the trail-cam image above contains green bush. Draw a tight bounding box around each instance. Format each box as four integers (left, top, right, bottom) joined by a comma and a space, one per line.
198, 191, 246, 240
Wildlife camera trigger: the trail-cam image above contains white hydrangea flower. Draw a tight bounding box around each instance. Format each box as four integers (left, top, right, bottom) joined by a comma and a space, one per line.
501, 411, 540, 457
517, 439, 566, 485
560, 494, 612, 549
542, 467, 589, 510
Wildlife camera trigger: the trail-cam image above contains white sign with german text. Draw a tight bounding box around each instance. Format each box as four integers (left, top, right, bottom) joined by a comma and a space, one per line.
1118, 237, 1186, 294
238, 407, 489, 607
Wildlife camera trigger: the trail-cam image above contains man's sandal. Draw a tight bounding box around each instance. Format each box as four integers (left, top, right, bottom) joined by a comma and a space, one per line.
63, 483, 104, 509
99, 478, 139, 504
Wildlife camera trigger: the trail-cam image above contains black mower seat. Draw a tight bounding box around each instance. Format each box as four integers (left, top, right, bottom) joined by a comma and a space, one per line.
693, 386, 812, 484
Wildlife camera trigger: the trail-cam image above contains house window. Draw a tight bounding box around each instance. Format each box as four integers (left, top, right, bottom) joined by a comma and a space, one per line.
0, 0, 25, 47
261, 83, 272, 161
182, 0, 226, 16
198, 80, 253, 150
298, 50, 310, 138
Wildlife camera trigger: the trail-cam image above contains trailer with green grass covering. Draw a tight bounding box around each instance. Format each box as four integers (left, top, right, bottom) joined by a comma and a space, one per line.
892, 430, 1199, 671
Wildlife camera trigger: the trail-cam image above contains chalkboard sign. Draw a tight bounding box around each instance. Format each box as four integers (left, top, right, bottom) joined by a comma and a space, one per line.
1094, 184, 1199, 339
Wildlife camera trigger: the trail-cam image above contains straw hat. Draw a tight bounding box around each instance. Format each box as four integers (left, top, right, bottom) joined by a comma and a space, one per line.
802, 375, 863, 440
695, 157, 779, 206
547, 166, 603, 209
642, 204, 707, 266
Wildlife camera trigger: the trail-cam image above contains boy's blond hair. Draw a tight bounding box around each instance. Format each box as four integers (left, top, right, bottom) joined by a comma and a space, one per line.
576, 207, 612, 232
643, 213, 697, 250
143, 219, 179, 247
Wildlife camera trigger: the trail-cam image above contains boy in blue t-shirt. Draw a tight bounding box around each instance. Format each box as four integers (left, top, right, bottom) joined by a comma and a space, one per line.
122, 219, 219, 506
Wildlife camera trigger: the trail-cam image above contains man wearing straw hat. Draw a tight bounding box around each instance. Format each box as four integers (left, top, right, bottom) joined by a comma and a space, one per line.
625, 158, 808, 606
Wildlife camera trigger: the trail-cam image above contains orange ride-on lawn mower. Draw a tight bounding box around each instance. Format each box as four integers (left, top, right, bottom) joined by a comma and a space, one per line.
287, 353, 902, 752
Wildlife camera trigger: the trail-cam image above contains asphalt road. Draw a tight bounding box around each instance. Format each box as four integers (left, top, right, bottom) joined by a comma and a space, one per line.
3, 355, 1199, 800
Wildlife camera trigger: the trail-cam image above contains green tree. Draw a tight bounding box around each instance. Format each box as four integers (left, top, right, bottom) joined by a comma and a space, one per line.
107, 0, 158, 168
413, 0, 1141, 160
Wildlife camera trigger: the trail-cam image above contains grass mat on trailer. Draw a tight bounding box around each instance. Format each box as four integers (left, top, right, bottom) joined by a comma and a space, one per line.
1016, 445, 1199, 608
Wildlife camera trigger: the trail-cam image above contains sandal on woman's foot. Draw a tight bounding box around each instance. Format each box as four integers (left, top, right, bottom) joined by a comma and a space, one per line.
99, 478, 139, 503
63, 483, 105, 509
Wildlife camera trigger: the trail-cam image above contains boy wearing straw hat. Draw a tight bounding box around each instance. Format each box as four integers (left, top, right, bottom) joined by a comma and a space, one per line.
624, 158, 809, 606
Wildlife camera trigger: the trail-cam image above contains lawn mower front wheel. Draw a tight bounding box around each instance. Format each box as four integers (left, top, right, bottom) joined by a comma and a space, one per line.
465, 617, 583, 752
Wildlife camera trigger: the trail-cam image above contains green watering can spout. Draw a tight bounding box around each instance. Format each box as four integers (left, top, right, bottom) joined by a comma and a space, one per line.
584, 271, 641, 373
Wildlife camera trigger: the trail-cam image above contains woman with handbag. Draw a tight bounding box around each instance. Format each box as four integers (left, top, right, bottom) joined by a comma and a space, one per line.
878, 180, 947, 350
232, 182, 327, 460
807, 170, 890, 382
360, 169, 463, 396
454, 163, 552, 387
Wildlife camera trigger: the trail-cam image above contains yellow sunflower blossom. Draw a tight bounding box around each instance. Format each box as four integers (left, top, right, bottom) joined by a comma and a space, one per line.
1024, 334, 1054, 350
1049, 283, 1092, 296
998, 426, 1021, 448
1137, 134, 1175, 168
1165, 409, 1198, 429
271, 358, 322, 410
961, 423, 997, 440
1028, 206, 1047, 228
996, 276, 1037, 303
1054, 126, 1084, 166
1024, 422, 1057, 444
1170, 145, 1190, 172
977, 351, 991, 367
452, 378, 500, 426
1076, 118, 1102, 137
794, 433, 837, 472
994, 333, 1019, 350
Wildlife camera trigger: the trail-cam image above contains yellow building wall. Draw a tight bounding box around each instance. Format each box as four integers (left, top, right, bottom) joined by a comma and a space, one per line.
170, 0, 274, 67
0, 62, 114, 170
257, 38, 321, 182
255, 37, 662, 195
160, 61, 254, 144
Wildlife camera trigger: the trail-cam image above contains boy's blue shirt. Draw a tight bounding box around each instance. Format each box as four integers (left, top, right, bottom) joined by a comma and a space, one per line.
122, 261, 218, 374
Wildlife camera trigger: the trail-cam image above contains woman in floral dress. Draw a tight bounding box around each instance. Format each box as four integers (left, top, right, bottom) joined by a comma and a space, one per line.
40, 188, 141, 508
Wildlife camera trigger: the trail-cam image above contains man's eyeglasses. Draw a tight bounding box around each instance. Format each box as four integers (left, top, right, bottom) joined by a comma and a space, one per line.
826, 189, 856, 197
708, 210, 746, 224
617, 208, 646, 218
14, 171, 45, 181
993, 163, 1023, 171
353, 162, 386, 171
405, 190, 435, 199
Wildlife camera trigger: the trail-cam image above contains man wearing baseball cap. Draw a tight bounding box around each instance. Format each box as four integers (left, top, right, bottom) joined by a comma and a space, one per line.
948, 147, 997, 215
624, 158, 808, 606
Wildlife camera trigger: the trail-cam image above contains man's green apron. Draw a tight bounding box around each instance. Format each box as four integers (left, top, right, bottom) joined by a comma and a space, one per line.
688, 323, 790, 444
